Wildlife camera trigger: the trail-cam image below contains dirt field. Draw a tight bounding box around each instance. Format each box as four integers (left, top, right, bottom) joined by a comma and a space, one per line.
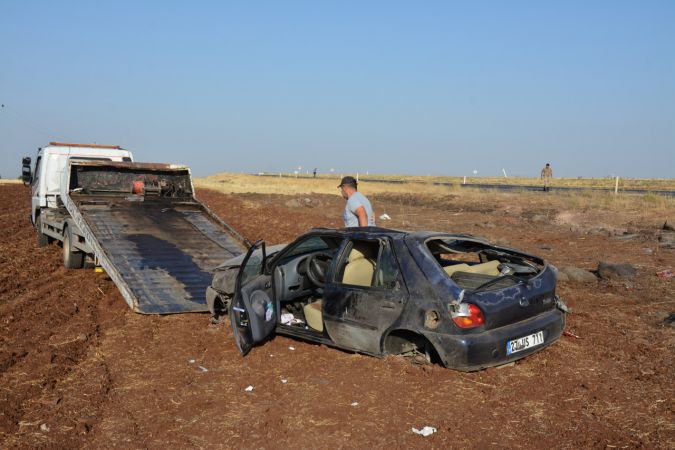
1, 183, 673, 449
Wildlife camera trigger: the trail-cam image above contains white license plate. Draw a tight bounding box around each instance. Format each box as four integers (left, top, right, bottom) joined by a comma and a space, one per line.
507, 331, 544, 355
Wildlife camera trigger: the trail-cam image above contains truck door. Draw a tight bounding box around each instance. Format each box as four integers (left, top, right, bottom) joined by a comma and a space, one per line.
322, 238, 408, 355
230, 241, 276, 355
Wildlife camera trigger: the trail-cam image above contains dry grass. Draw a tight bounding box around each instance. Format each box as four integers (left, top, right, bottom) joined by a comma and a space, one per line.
205, 172, 675, 190
195, 172, 675, 213
196, 172, 454, 196
0, 179, 22, 184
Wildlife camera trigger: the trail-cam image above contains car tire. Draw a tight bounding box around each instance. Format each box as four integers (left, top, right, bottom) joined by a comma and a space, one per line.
36, 215, 50, 247
63, 226, 84, 269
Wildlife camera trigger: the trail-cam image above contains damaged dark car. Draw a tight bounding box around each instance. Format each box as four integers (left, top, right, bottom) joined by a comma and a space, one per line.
206, 227, 568, 371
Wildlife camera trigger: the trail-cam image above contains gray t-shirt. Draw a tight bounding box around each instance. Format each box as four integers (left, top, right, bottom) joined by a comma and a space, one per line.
344, 192, 375, 227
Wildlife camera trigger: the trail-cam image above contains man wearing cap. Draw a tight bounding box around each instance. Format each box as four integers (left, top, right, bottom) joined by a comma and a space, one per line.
338, 176, 375, 228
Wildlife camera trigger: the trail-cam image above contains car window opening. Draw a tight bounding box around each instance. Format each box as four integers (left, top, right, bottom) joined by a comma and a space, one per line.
426, 238, 543, 291
277, 237, 401, 335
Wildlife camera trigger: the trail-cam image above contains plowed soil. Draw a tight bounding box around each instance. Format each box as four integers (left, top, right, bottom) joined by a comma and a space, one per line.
1, 184, 673, 449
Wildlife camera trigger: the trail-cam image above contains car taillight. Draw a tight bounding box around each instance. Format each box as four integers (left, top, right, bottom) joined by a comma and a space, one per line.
451, 303, 485, 329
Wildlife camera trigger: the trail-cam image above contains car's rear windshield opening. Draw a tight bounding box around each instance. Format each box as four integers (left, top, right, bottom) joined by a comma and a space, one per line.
425, 238, 544, 291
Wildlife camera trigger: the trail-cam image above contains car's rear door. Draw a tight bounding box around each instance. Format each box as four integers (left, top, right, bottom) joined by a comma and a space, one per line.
323, 237, 408, 354
230, 241, 276, 355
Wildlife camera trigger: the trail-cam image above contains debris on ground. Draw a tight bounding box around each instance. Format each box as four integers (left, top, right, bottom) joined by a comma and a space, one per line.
244, 386, 254, 392
411, 426, 437, 437
597, 262, 637, 280
198, 365, 208, 373
350, 402, 358, 407
379, 213, 391, 220
656, 269, 674, 279
40, 423, 50, 432
563, 331, 581, 339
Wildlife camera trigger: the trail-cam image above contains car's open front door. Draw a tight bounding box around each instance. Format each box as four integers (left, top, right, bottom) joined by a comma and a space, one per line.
230, 240, 276, 355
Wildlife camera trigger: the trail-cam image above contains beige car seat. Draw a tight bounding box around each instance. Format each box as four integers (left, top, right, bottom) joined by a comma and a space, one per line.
303, 299, 323, 332
342, 246, 377, 287
443, 259, 501, 277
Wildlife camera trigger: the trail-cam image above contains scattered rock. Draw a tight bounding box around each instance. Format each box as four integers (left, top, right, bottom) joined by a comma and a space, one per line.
664, 313, 675, 327
612, 233, 640, 241
40, 423, 50, 432
658, 230, 675, 249
284, 198, 303, 208
559, 267, 597, 283
588, 228, 611, 237
597, 262, 637, 280
76, 416, 96, 434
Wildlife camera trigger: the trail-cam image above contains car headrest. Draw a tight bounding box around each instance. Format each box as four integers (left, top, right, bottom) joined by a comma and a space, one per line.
348, 245, 377, 262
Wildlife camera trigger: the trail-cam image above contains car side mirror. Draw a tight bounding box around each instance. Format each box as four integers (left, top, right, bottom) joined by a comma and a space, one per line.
21, 157, 32, 184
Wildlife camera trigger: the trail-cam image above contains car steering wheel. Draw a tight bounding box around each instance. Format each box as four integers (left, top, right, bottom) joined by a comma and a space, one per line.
305, 251, 333, 288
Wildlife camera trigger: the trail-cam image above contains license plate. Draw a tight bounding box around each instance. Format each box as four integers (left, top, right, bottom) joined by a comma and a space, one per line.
507, 331, 544, 355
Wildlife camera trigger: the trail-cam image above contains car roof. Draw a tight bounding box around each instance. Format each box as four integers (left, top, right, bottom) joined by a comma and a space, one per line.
306, 227, 488, 243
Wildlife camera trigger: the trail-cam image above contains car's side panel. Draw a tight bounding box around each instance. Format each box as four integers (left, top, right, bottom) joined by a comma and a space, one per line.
322, 238, 409, 354
323, 284, 407, 354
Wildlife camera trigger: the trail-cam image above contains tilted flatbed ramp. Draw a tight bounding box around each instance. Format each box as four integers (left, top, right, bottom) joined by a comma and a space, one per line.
62, 161, 248, 314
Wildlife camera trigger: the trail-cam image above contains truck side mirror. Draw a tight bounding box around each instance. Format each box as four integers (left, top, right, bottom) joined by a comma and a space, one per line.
21, 157, 32, 184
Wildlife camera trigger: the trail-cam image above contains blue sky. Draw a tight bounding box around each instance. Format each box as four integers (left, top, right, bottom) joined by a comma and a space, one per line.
1, 1, 673, 178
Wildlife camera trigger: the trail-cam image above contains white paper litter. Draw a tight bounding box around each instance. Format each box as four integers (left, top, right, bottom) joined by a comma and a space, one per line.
281, 379, 288, 384
350, 402, 358, 407
244, 385, 254, 392
188, 359, 196, 364
197, 365, 208, 373
412, 426, 437, 437
288, 346, 295, 351
281, 313, 304, 325
379, 213, 391, 220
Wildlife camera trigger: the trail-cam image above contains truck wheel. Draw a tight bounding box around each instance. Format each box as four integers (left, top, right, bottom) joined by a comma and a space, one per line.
36, 215, 49, 247
63, 226, 84, 269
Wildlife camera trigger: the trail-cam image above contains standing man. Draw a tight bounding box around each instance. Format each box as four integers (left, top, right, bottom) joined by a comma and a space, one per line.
338, 176, 375, 227
313, 168, 317, 178
540, 163, 553, 192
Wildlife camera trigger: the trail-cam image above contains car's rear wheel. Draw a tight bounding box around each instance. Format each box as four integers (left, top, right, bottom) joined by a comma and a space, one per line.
385, 331, 440, 366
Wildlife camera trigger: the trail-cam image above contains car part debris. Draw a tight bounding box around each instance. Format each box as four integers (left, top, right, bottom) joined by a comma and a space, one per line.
656, 269, 674, 279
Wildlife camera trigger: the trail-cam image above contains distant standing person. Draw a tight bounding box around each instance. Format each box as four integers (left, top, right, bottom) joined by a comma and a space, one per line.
313, 168, 317, 178
338, 176, 375, 227
541, 163, 553, 192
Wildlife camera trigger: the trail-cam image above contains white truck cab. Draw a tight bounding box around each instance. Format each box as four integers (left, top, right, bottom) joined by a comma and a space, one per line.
23, 142, 133, 224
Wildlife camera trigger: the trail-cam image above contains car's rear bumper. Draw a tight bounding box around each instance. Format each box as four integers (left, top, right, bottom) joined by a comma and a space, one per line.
426, 308, 565, 371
